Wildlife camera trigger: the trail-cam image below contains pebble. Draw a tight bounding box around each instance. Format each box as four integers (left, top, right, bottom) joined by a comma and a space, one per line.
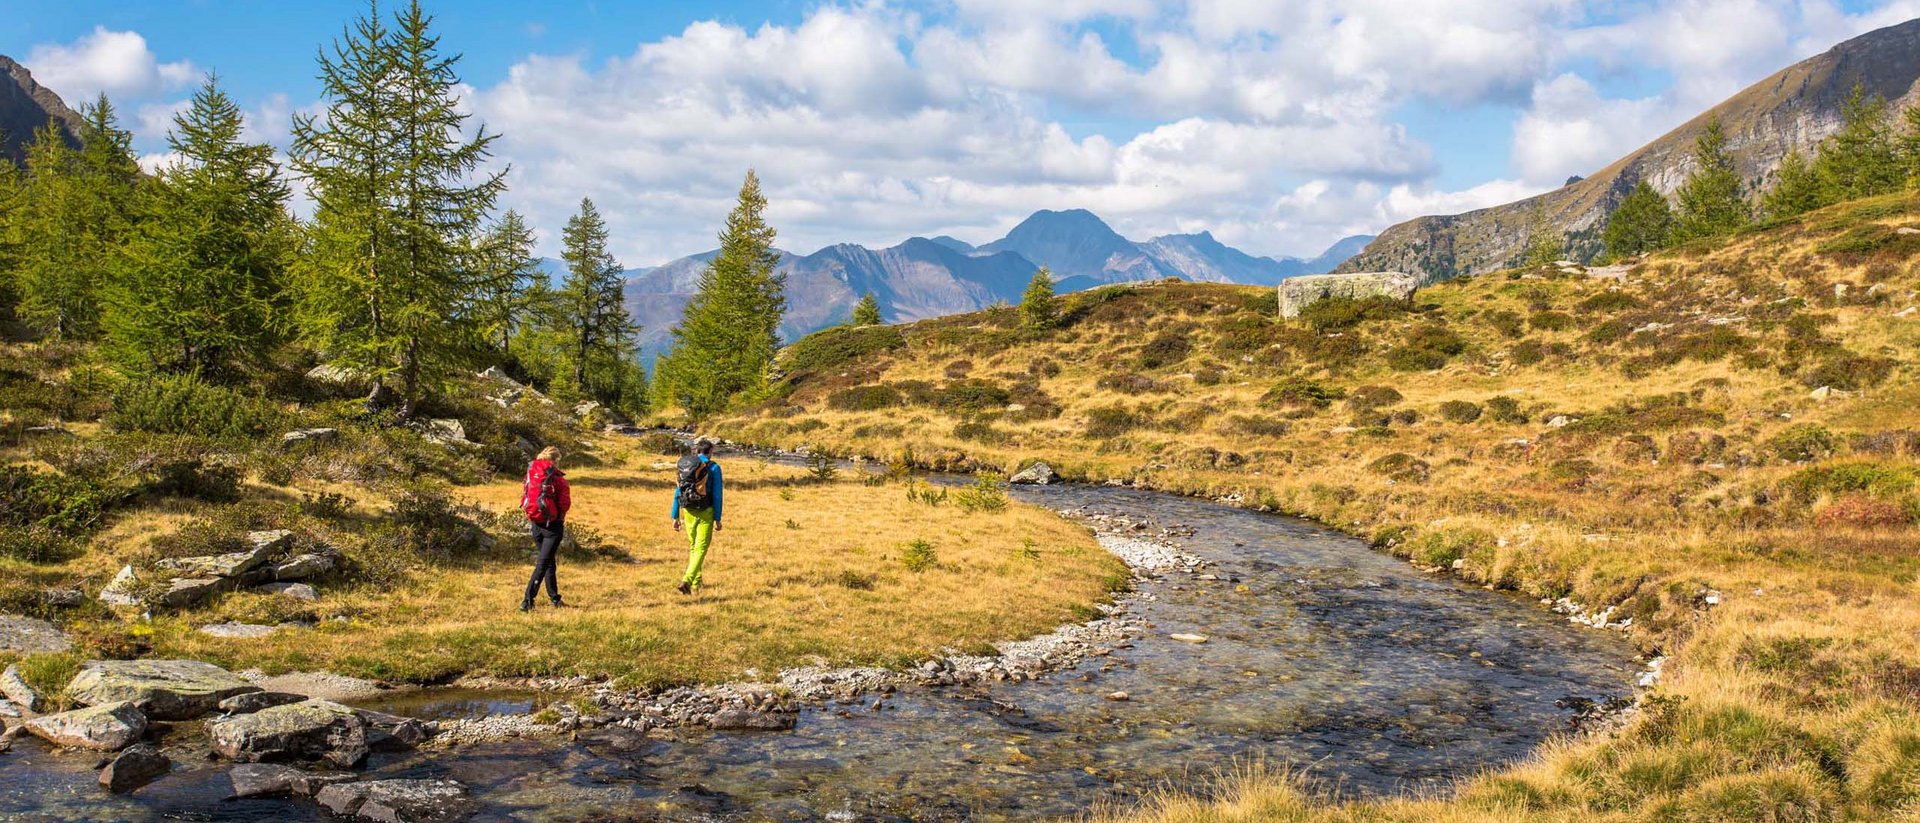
1170, 634, 1209, 644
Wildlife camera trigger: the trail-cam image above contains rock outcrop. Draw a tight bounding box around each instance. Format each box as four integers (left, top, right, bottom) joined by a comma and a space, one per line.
1278, 272, 1420, 318
315, 779, 474, 823
67, 659, 260, 721
0, 55, 85, 165
208, 699, 369, 768
0, 614, 73, 653
1338, 18, 1920, 280
1, 663, 46, 711
24, 701, 149, 750
101, 530, 313, 609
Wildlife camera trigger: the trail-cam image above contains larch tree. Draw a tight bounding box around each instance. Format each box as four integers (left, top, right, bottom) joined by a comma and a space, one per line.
1763, 149, 1825, 220
1814, 85, 1903, 202
16, 98, 139, 339
1603, 180, 1675, 259
474, 208, 542, 358
1520, 202, 1564, 267
654, 170, 787, 419
291, 0, 504, 414
1673, 117, 1751, 242
106, 77, 291, 375
1020, 267, 1057, 331
553, 197, 637, 401
851, 292, 882, 326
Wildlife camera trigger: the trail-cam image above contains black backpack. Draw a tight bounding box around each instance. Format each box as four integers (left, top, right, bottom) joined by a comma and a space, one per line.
677, 455, 714, 511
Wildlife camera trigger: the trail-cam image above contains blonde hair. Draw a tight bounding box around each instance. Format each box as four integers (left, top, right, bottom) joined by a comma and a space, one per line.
536, 446, 561, 462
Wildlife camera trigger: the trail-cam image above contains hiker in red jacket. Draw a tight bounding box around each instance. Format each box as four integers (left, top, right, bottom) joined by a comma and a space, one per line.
520, 446, 572, 612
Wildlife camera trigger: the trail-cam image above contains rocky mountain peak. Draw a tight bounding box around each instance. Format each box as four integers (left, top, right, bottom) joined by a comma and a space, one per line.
0, 54, 85, 165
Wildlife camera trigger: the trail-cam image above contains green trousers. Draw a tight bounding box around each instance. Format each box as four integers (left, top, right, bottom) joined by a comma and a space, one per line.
681, 507, 714, 589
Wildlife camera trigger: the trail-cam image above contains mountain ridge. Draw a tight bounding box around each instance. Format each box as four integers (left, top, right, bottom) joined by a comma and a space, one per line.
1339, 17, 1920, 280
0, 54, 85, 165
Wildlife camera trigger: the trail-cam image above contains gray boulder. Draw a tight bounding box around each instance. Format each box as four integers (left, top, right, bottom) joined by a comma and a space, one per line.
157, 530, 293, 578
419, 419, 472, 449
307, 364, 370, 389
198, 623, 280, 639
316, 779, 474, 823
0, 614, 73, 653
1, 663, 46, 712
25, 701, 148, 750
99, 743, 170, 793
229, 762, 359, 798
271, 551, 335, 580
219, 691, 308, 714
257, 581, 319, 601
1009, 462, 1059, 485
208, 699, 369, 768
67, 659, 260, 721
99, 565, 142, 607
354, 707, 429, 750
708, 706, 797, 731
281, 428, 340, 448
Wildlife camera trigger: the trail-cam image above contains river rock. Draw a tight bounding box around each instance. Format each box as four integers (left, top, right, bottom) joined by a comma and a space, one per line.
708, 707, 796, 731
0, 614, 73, 653
272, 553, 335, 581
230, 762, 359, 798
209, 699, 369, 768
98, 743, 170, 793
1010, 462, 1059, 485
68, 659, 260, 721
355, 707, 430, 750
220, 691, 308, 714
316, 778, 474, 823
257, 582, 319, 601
2, 664, 46, 712
1169, 633, 1209, 644
25, 701, 148, 750
281, 428, 339, 448
199, 623, 280, 639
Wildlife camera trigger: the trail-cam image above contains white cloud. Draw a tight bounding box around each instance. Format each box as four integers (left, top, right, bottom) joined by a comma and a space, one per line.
26, 27, 200, 105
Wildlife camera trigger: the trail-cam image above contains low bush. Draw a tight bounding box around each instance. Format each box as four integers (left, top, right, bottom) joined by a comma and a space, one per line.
1529, 311, 1575, 331
1546, 459, 1601, 489
951, 419, 1007, 444
955, 474, 1010, 513
107, 374, 280, 440
1137, 333, 1193, 369
1214, 314, 1283, 355
1439, 400, 1483, 423
1800, 354, 1897, 390
1387, 324, 1468, 371
1262, 377, 1344, 410
782, 325, 907, 375
1485, 396, 1529, 424
1510, 340, 1548, 366
1096, 373, 1168, 393
1085, 405, 1140, 438
1778, 462, 1915, 504
1227, 415, 1291, 437
1484, 310, 1525, 338
1769, 424, 1838, 463
1368, 453, 1430, 483
827, 384, 904, 411
1298, 295, 1407, 331
900, 539, 938, 573
1813, 495, 1912, 528
1346, 385, 1404, 411
933, 379, 1012, 415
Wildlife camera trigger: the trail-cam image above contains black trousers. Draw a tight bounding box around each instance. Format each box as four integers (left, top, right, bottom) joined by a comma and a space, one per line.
524, 520, 564, 605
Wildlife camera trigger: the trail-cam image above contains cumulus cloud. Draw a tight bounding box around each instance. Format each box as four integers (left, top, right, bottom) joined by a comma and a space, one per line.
26, 27, 200, 105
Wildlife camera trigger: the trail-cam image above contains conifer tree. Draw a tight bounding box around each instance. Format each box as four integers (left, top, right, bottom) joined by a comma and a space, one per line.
1763, 149, 1825, 220
654, 170, 786, 418
1673, 117, 1751, 242
851, 292, 882, 326
1020, 267, 1057, 331
474, 209, 542, 357
1814, 85, 1903, 202
15, 98, 138, 339
1602, 180, 1675, 258
0, 153, 20, 317
1520, 202, 1563, 267
106, 77, 291, 375
291, 0, 504, 414
553, 197, 637, 400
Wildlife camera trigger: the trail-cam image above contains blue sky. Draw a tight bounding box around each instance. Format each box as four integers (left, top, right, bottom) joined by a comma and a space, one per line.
5, 0, 1917, 264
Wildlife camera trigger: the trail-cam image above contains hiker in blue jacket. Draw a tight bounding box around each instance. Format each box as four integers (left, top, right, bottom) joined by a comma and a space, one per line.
671, 439, 724, 594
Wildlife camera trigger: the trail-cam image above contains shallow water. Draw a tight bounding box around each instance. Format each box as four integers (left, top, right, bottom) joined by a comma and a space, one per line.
0, 483, 1637, 821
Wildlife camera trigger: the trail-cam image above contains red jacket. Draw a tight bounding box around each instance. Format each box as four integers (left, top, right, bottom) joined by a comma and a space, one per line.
522, 459, 572, 524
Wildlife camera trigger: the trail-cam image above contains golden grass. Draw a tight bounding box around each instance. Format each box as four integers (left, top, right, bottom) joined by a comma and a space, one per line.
673, 194, 1920, 820
113, 458, 1121, 687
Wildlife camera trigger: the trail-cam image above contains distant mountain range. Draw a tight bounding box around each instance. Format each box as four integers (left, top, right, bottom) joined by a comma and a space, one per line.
1341, 17, 1920, 280
622, 209, 1371, 362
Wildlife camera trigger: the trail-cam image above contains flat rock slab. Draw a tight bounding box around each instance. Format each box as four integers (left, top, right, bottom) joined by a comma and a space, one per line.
0, 615, 73, 653
99, 743, 170, 793
256, 582, 319, 601
229, 762, 359, 798
209, 699, 368, 768
68, 659, 260, 721
220, 691, 309, 714
25, 701, 148, 750
157, 530, 293, 579
271, 554, 334, 581
708, 707, 797, 731
317, 779, 474, 823
2, 663, 47, 712
199, 623, 280, 639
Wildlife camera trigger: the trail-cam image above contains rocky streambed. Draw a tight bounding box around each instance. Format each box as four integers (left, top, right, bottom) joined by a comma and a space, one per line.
0, 480, 1638, 821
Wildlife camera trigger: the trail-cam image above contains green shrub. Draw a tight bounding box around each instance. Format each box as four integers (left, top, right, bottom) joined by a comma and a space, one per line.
1485, 396, 1528, 424
954, 474, 1010, 513
1528, 311, 1574, 331
1801, 354, 1897, 390
900, 539, 938, 573
1406, 528, 1493, 568
1438, 400, 1483, 423
1483, 310, 1525, 338
107, 374, 280, 440
1510, 340, 1548, 366
1262, 377, 1344, 409
1227, 415, 1291, 437
951, 419, 1006, 444
0, 465, 114, 536
1546, 459, 1601, 488
933, 379, 1012, 415
1368, 453, 1430, 483
1085, 405, 1140, 438
1346, 385, 1404, 411
1769, 424, 1838, 463
1578, 291, 1641, 313
1137, 333, 1193, 369
1096, 373, 1168, 393
1387, 324, 1468, 371
782, 325, 907, 375
1778, 462, 1915, 504
1214, 314, 1282, 355
827, 384, 904, 411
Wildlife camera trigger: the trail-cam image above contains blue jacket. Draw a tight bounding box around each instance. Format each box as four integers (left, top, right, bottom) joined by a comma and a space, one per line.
670, 455, 723, 522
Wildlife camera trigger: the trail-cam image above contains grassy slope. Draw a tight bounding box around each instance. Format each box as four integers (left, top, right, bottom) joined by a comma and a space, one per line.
700, 194, 1920, 820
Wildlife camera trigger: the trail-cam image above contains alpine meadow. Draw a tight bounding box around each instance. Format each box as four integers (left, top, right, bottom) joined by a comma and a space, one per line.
3, 3, 1920, 823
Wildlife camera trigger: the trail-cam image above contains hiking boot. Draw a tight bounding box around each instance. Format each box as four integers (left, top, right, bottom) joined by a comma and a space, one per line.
676, 581, 692, 595
550, 597, 566, 608
519, 600, 533, 613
